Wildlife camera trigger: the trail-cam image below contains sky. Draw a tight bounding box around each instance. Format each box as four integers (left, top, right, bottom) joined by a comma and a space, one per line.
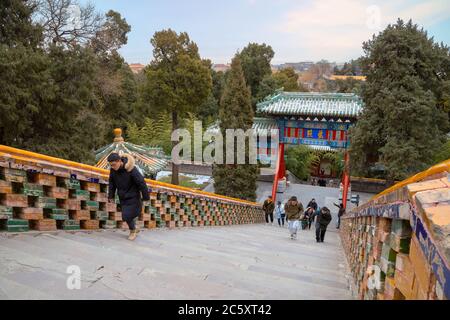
79, 0, 450, 65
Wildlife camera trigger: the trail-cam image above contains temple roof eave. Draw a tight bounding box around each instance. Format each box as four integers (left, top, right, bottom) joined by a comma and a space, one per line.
256, 91, 364, 119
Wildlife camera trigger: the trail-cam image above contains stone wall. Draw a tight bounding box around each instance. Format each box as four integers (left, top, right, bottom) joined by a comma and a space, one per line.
341, 168, 449, 300
0, 147, 265, 233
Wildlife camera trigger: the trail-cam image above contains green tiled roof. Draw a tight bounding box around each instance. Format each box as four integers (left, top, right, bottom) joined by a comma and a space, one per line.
94, 129, 169, 177
253, 117, 278, 134
206, 117, 278, 135
256, 92, 363, 118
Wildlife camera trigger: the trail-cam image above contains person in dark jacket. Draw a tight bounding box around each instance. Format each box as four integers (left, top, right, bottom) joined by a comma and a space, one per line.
108, 152, 150, 241
307, 198, 318, 211
262, 196, 275, 225
304, 207, 315, 230
333, 202, 345, 229
311, 206, 332, 243
306, 199, 318, 230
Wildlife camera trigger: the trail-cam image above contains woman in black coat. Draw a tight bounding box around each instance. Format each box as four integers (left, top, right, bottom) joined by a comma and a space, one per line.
107, 152, 150, 240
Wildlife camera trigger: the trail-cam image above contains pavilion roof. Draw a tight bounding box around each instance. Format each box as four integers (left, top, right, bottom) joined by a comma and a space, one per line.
256, 92, 363, 119
94, 129, 169, 177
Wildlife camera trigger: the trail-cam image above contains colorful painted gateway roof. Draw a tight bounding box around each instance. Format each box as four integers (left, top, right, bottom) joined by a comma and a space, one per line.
94, 128, 169, 177
256, 92, 363, 119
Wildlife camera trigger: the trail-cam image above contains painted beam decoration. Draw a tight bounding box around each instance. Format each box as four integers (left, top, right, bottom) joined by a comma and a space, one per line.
279, 120, 351, 149
284, 120, 351, 131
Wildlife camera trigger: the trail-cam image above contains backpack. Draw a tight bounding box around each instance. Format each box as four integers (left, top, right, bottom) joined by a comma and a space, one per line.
320, 207, 332, 227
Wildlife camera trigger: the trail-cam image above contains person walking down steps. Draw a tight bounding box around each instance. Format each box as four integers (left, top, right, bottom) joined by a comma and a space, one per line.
263, 195, 275, 225
275, 201, 286, 227
108, 152, 150, 241
334, 202, 345, 229
312, 207, 332, 243
284, 196, 304, 239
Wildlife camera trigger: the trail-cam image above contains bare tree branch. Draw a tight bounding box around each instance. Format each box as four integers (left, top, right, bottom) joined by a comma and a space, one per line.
34, 0, 103, 48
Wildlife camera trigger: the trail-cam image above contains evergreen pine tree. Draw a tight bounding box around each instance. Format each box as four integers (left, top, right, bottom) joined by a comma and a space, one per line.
212, 56, 258, 201
0, 0, 42, 47
349, 19, 449, 180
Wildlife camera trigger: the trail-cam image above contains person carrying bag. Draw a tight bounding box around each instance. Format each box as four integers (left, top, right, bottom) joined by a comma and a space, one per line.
284, 196, 304, 240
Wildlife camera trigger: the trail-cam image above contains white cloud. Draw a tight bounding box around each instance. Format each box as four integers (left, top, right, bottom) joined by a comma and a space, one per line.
273, 0, 450, 61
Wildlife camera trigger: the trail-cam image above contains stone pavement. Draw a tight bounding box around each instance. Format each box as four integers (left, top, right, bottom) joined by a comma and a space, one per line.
0, 223, 352, 299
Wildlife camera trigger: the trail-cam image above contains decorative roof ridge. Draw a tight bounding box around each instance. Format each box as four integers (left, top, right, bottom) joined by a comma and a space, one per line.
256, 92, 283, 108
281, 91, 356, 96
277, 91, 361, 100
253, 117, 277, 122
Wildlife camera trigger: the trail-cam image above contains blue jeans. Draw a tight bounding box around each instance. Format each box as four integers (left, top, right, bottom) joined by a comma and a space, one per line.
277, 215, 285, 226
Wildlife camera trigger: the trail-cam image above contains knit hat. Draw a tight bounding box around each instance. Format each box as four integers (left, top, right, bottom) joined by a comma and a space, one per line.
107, 153, 121, 162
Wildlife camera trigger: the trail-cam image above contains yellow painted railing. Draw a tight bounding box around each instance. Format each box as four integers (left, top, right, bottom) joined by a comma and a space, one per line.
0, 145, 260, 207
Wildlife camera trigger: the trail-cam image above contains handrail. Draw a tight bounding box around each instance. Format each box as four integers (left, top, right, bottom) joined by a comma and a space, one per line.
0, 145, 260, 206
369, 159, 450, 202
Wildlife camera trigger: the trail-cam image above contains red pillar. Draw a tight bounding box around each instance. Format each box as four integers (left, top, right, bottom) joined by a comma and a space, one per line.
342, 151, 350, 209
279, 143, 286, 179
271, 143, 285, 202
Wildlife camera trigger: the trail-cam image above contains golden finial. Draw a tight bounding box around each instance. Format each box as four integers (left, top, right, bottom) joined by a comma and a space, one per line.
113, 128, 124, 142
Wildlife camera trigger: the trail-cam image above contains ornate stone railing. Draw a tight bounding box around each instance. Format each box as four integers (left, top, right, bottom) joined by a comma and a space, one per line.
0, 145, 264, 233
341, 160, 450, 300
